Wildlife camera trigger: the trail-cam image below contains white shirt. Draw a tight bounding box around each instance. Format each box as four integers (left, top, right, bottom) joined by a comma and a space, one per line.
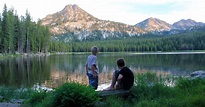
86, 54, 98, 74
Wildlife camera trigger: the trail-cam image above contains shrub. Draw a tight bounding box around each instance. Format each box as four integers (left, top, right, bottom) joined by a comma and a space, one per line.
53, 82, 100, 107
26, 90, 48, 105
0, 86, 31, 102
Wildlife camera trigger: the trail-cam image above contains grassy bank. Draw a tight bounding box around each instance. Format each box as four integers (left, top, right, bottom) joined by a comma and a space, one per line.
0, 72, 205, 107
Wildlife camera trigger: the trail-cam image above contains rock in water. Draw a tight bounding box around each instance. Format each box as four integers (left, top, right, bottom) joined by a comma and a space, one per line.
190, 70, 205, 79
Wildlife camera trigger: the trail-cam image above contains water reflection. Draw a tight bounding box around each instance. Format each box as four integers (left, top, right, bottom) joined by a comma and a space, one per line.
0, 52, 205, 89
0, 56, 50, 87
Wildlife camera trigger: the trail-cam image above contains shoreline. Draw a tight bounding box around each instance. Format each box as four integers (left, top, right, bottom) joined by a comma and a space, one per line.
128, 51, 205, 55
0, 50, 205, 58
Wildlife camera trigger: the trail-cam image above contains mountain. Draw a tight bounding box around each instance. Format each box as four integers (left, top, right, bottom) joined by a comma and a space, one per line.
135, 17, 173, 32
172, 19, 204, 30
41, 4, 145, 41
41, 4, 205, 41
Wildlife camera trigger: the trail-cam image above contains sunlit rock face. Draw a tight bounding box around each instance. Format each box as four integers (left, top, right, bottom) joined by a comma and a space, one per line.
41, 4, 145, 40
135, 17, 173, 32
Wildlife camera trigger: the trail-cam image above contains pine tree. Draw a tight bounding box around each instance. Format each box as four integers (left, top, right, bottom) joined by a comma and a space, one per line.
2, 4, 9, 53
7, 8, 15, 53
25, 10, 31, 53
13, 12, 22, 53
20, 16, 26, 53
44, 26, 51, 53
30, 22, 37, 53
0, 13, 2, 52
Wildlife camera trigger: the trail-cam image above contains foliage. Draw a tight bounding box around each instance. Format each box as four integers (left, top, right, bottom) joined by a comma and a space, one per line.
24, 82, 100, 107
175, 77, 205, 95
26, 90, 48, 105
52, 82, 100, 107
1, 73, 205, 107
96, 96, 131, 107
1, 4, 205, 53
127, 72, 205, 107
130, 72, 177, 102
0, 86, 31, 102
50, 28, 205, 52
0, 4, 51, 54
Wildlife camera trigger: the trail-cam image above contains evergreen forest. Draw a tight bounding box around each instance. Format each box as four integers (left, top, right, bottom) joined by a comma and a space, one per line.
1, 4, 205, 54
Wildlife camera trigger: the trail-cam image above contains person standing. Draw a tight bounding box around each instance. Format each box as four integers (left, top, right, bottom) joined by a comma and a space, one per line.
85, 46, 99, 89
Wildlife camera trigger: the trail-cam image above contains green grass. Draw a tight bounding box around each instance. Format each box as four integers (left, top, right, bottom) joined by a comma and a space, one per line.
96, 72, 205, 107
0, 86, 32, 102
0, 72, 205, 107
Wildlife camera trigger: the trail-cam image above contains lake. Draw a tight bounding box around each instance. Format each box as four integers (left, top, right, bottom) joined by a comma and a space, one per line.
0, 52, 205, 90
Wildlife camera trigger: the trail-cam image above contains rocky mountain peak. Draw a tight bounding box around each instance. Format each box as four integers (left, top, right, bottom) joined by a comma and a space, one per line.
173, 19, 204, 30
41, 4, 98, 26
40, 4, 204, 41
60, 4, 97, 22
40, 4, 145, 38
135, 17, 172, 32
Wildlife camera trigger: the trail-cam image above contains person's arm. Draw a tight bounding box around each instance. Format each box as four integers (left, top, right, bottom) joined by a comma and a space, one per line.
115, 74, 123, 89
117, 74, 123, 80
85, 63, 88, 74
91, 56, 98, 78
91, 64, 97, 78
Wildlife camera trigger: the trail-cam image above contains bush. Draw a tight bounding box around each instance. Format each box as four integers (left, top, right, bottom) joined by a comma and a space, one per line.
0, 86, 31, 102
26, 90, 48, 105
53, 82, 100, 107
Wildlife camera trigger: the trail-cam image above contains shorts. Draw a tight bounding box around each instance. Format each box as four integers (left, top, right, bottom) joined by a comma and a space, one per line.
87, 73, 98, 89
114, 70, 120, 79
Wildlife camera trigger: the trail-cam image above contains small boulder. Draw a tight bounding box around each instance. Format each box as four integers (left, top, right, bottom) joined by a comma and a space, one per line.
190, 70, 205, 79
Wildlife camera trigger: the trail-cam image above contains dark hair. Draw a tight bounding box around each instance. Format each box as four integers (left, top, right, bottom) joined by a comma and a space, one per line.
117, 58, 125, 67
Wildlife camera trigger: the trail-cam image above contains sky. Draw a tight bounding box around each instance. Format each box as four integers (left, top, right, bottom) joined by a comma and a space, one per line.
0, 0, 205, 25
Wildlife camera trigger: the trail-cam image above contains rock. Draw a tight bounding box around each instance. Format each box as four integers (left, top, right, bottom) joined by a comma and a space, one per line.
0, 102, 21, 107
10, 99, 24, 104
190, 70, 205, 79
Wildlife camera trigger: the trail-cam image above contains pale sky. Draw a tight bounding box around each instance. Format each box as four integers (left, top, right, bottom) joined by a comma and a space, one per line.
0, 0, 205, 25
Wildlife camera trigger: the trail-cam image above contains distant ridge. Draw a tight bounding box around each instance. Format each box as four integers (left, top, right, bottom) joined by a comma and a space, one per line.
40, 4, 205, 41
135, 17, 173, 32
173, 19, 204, 30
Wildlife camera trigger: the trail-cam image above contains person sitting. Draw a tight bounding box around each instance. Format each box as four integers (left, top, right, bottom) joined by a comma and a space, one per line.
104, 58, 134, 90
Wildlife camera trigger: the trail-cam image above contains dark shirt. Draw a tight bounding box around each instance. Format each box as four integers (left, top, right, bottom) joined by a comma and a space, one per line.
118, 67, 134, 90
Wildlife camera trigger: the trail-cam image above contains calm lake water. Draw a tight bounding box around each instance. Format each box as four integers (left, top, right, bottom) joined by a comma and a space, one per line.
0, 52, 205, 89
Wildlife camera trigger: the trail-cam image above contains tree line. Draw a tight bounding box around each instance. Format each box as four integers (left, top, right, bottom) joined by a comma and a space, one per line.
1, 4, 205, 54
0, 4, 51, 54
50, 29, 205, 52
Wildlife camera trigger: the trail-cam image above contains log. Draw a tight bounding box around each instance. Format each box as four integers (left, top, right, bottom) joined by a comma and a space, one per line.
97, 90, 130, 98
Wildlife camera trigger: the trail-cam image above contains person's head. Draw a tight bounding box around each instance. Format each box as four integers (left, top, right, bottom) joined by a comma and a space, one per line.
117, 58, 125, 68
91, 46, 99, 55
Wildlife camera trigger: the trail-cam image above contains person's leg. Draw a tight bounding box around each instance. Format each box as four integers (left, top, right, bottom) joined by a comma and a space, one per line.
114, 77, 123, 89
87, 73, 98, 89
104, 70, 119, 90
92, 75, 98, 89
